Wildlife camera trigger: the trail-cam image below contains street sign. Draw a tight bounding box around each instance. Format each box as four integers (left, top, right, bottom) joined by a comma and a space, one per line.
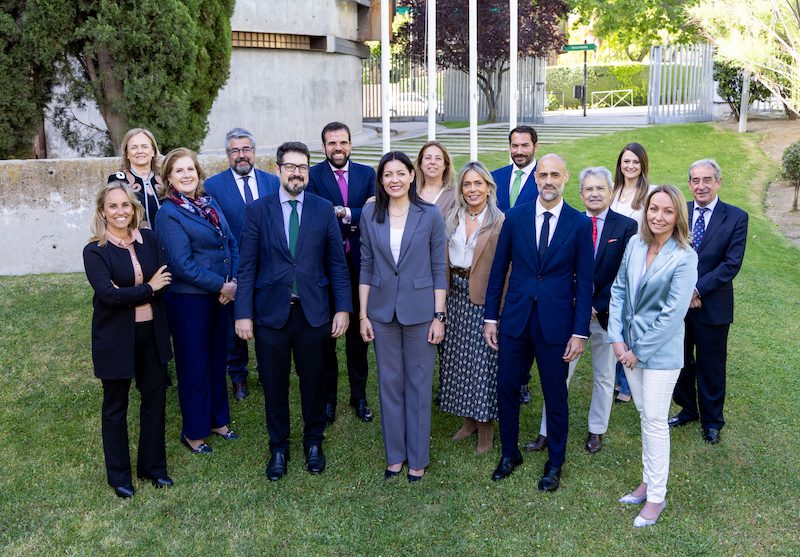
563, 44, 596, 52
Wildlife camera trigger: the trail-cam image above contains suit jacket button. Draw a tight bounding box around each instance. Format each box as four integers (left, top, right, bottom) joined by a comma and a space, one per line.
395, 271, 398, 276
219, 246, 224, 250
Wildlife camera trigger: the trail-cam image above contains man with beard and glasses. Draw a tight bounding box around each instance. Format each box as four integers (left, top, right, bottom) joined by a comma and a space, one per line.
483, 154, 593, 491
308, 122, 376, 426
234, 142, 351, 481
205, 128, 279, 401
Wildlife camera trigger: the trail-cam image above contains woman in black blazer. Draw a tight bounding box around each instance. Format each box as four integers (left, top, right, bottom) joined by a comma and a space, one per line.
83, 181, 174, 498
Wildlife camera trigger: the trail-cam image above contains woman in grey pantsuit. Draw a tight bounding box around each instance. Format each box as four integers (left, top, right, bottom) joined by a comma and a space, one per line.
359, 151, 447, 482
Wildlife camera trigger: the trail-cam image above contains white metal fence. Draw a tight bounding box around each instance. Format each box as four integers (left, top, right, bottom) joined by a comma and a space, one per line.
648, 44, 715, 124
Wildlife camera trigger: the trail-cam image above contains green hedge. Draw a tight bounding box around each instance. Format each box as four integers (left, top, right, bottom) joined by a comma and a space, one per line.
546, 63, 649, 109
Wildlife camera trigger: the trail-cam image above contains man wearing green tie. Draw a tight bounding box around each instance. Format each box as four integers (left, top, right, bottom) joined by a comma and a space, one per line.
491, 125, 541, 405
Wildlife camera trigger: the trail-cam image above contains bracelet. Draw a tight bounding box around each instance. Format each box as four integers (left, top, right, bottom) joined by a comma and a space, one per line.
359, 316, 369, 321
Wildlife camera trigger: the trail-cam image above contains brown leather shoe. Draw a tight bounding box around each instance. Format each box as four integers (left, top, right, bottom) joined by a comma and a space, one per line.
585, 432, 603, 454
524, 434, 548, 452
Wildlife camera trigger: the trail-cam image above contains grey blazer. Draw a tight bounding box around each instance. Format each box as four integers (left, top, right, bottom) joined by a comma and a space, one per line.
359, 200, 447, 325
608, 235, 698, 370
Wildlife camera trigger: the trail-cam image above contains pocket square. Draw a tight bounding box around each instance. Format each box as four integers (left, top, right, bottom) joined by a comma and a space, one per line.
608, 238, 619, 243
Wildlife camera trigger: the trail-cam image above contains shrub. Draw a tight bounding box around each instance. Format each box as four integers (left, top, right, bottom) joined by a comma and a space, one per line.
782, 140, 800, 212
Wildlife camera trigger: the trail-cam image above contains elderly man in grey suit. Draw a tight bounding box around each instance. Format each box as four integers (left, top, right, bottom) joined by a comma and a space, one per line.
358, 151, 447, 482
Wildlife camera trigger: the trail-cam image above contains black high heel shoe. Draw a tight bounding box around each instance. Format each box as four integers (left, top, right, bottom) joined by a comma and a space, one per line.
181, 435, 212, 454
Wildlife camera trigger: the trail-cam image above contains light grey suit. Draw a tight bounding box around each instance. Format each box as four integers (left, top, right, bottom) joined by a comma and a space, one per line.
608, 236, 698, 370
359, 200, 447, 469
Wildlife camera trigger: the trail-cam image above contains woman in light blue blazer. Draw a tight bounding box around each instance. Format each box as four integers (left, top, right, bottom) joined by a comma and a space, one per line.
156, 148, 240, 455
359, 151, 447, 482
608, 184, 698, 528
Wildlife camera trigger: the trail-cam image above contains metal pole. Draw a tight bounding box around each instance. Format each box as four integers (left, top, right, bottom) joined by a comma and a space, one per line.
427, 0, 437, 140
381, 0, 391, 153
469, 0, 478, 160
739, 69, 750, 133
509, 0, 518, 129
583, 40, 588, 117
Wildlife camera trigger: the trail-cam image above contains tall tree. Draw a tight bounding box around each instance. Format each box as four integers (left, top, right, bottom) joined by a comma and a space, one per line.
570, 0, 700, 61
398, 0, 567, 123
5, 0, 234, 157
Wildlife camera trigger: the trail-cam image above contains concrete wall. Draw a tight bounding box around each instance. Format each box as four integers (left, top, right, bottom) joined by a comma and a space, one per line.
0, 156, 274, 275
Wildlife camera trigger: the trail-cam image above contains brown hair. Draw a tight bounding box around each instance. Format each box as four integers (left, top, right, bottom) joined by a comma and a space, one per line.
159, 147, 207, 198
119, 128, 161, 176
415, 140, 455, 194
89, 182, 144, 246
613, 142, 650, 211
639, 184, 690, 248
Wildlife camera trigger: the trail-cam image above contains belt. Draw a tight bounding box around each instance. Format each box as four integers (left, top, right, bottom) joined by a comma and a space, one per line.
450, 267, 470, 278
289, 296, 300, 305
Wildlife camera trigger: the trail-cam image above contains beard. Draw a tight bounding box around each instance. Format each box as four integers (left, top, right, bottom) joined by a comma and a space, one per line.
233, 158, 254, 176
326, 152, 349, 169
540, 185, 564, 202
282, 179, 307, 196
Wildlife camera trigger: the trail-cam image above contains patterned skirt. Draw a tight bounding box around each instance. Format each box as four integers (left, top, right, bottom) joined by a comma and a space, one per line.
439, 273, 498, 421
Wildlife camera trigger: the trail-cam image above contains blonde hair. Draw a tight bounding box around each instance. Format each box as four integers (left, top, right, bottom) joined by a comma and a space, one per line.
415, 140, 455, 194
640, 184, 690, 248
120, 128, 161, 176
445, 161, 503, 237
89, 182, 144, 246
159, 147, 207, 198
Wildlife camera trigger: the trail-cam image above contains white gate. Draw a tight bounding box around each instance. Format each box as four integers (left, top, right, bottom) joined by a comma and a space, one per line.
648, 44, 715, 124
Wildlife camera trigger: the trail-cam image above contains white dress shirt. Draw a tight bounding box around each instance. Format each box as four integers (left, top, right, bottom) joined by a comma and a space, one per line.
535, 197, 564, 249
509, 159, 537, 196
231, 168, 258, 203
692, 195, 719, 230
448, 207, 486, 269
279, 188, 304, 247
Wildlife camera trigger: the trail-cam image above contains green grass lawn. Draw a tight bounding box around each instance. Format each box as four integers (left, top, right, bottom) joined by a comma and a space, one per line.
1, 123, 799, 556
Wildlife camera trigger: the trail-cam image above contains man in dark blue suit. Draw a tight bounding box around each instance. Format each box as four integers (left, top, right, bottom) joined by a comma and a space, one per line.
205, 128, 280, 401
307, 122, 376, 424
669, 159, 748, 445
491, 125, 541, 406
483, 154, 593, 491
234, 142, 351, 481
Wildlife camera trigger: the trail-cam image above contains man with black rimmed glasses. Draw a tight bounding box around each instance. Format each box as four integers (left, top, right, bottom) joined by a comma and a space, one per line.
206, 128, 279, 401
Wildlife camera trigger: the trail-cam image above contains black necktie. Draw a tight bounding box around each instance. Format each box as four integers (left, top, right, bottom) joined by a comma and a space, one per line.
539, 211, 552, 263
242, 175, 254, 204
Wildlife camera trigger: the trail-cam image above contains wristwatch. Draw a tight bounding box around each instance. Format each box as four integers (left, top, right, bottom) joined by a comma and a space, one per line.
434, 312, 447, 323
334, 205, 345, 217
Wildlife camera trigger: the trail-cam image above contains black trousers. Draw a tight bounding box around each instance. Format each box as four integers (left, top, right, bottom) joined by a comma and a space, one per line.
255, 303, 329, 453
673, 315, 730, 430
323, 260, 369, 405
101, 321, 168, 487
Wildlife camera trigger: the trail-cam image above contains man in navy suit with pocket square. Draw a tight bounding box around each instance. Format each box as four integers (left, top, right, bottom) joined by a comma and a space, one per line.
205, 128, 280, 401
307, 122, 376, 425
234, 141, 351, 481
483, 154, 593, 491
669, 159, 748, 445
531, 167, 638, 455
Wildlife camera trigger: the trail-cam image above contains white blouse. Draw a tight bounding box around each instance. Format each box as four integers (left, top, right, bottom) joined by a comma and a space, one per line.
448, 207, 486, 269
390, 227, 403, 264
610, 184, 656, 226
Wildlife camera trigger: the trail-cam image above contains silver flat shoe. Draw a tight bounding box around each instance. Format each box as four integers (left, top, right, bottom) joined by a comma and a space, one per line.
633, 501, 666, 528
619, 491, 647, 505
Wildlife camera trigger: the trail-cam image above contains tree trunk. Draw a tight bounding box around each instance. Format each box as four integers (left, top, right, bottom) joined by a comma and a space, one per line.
83, 47, 128, 154
794, 181, 799, 212
477, 74, 497, 123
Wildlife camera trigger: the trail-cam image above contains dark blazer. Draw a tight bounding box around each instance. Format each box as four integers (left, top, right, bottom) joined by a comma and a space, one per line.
592, 209, 638, 329
491, 164, 539, 212
484, 200, 593, 343
234, 191, 352, 328
83, 229, 172, 380
204, 168, 280, 242
359, 200, 448, 325
154, 198, 238, 295
308, 161, 376, 264
687, 200, 748, 325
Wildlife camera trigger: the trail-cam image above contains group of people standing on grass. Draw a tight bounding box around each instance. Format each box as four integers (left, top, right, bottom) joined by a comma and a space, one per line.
83, 122, 748, 529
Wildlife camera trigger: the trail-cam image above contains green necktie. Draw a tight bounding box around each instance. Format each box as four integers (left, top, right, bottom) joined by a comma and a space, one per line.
288, 200, 299, 294
510, 169, 524, 207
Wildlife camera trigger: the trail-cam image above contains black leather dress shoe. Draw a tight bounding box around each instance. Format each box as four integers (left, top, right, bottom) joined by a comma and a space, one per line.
138, 475, 174, 488
384, 468, 401, 480
703, 427, 721, 444
114, 485, 135, 498
519, 385, 532, 404
524, 434, 548, 452
667, 414, 697, 428
351, 399, 374, 422
324, 403, 336, 426
232, 380, 248, 401
305, 445, 326, 474
491, 454, 523, 481
266, 451, 288, 481
537, 462, 562, 492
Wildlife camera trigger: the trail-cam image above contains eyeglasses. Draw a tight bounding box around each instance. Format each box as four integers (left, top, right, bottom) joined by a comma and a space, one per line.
129, 144, 152, 152
227, 147, 254, 156
280, 163, 310, 173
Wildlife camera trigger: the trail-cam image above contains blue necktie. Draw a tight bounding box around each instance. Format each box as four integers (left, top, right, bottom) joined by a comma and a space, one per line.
242, 175, 254, 204
692, 207, 708, 250
538, 211, 552, 263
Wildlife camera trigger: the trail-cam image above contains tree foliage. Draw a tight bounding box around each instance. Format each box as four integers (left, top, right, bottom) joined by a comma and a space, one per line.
713, 60, 772, 119
570, 0, 700, 62
782, 140, 800, 212
1, 0, 234, 158
398, 0, 567, 122
691, 0, 800, 118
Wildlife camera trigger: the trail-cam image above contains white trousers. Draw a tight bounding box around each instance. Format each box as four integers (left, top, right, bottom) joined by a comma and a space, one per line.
539, 317, 616, 436
624, 366, 681, 503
